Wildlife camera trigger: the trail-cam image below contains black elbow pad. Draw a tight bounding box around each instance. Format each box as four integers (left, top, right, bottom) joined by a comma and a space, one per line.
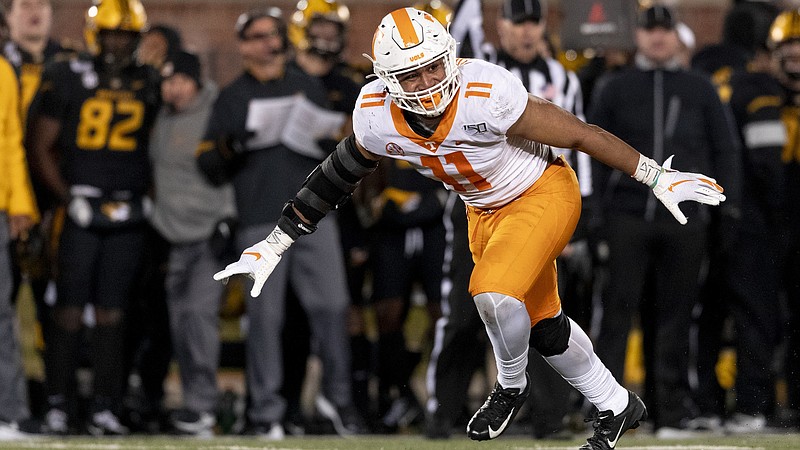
292, 135, 378, 227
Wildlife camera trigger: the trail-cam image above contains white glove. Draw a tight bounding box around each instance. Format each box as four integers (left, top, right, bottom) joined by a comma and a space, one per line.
67, 196, 93, 228
213, 226, 294, 297
633, 154, 726, 225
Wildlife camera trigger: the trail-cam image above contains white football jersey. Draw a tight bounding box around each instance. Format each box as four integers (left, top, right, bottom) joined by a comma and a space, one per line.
354, 58, 552, 209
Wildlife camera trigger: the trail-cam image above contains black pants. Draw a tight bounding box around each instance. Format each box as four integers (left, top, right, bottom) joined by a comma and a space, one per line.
425, 195, 485, 431
781, 220, 800, 413
727, 226, 782, 415
124, 226, 172, 419
695, 219, 784, 417
596, 214, 707, 429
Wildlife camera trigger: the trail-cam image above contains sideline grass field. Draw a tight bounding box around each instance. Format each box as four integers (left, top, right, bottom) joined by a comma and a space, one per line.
0, 434, 798, 450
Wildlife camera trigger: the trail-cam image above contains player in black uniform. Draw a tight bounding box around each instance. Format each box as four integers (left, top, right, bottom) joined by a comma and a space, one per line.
25, 0, 159, 435
368, 158, 447, 432
718, 39, 786, 433
769, 9, 800, 430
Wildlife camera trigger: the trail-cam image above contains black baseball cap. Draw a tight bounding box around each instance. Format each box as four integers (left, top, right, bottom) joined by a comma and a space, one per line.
161, 50, 202, 86
638, 5, 675, 30
502, 0, 545, 24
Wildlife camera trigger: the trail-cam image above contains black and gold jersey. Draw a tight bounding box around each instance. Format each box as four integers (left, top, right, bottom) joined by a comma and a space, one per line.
780, 88, 800, 223
318, 62, 363, 114
781, 93, 800, 166
29, 54, 160, 195
728, 70, 786, 225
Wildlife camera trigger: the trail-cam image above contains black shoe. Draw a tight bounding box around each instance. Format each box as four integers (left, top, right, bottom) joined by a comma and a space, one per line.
381, 396, 422, 430
17, 417, 48, 435
216, 389, 245, 435
315, 396, 368, 435
425, 414, 453, 440
580, 390, 647, 449
466, 374, 530, 441
283, 404, 306, 436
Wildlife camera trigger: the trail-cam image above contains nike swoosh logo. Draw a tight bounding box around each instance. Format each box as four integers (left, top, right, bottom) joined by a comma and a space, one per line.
243, 252, 262, 261
487, 407, 515, 439
667, 180, 693, 192
606, 416, 626, 448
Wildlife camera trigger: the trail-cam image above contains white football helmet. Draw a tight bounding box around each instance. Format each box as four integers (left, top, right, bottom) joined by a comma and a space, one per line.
368, 7, 460, 117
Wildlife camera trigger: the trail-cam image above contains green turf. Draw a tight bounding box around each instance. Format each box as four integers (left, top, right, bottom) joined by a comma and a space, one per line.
0, 434, 798, 450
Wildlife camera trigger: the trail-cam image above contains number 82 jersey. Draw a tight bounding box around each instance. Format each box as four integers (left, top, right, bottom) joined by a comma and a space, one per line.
354, 58, 552, 209
30, 54, 161, 195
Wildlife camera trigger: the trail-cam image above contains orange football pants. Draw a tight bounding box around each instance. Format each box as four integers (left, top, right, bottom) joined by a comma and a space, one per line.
466, 156, 581, 327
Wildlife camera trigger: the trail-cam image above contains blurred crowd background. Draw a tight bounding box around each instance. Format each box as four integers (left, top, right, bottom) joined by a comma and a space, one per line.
1, 0, 799, 443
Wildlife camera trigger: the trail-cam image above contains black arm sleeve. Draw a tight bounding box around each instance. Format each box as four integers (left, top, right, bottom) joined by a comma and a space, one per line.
196, 137, 244, 186
278, 135, 379, 240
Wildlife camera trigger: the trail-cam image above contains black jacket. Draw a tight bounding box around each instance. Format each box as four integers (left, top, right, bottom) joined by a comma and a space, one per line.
588, 63, 741, 224
196, 66, 327, 227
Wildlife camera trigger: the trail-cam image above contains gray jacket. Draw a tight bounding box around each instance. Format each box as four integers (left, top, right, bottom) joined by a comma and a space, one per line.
149, 81, 236, 243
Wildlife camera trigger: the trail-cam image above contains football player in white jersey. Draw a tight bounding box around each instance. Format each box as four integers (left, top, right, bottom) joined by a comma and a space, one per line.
214, 7, 726, 449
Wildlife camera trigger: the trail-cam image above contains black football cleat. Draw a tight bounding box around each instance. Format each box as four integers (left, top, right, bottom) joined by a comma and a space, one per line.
466, 373, 530, 441
580, 390, 647, 449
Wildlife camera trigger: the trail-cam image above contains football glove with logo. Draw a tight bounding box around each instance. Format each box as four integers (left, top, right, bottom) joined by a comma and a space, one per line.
213, 225, 294, 297
633, 155, 726, 225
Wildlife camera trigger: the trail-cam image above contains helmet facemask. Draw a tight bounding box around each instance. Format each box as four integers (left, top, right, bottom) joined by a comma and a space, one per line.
98, 29, 140, 71
305, 17, 346, 60
289, 0, 349, 60
368, 7, 461, 117
770, 11, 800, 83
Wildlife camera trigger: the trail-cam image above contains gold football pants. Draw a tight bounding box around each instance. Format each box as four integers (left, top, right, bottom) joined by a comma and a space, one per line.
467, 156, 581, 327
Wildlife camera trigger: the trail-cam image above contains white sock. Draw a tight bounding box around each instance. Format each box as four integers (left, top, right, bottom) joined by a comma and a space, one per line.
544, 318, 629, 414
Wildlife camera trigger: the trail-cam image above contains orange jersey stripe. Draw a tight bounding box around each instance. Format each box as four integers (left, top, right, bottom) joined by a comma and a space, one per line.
362, 92, 387, 99
391, 9, 420, 47
360, 100, 385, 108
465, 91, 491, 98
465, 82, 492, 98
